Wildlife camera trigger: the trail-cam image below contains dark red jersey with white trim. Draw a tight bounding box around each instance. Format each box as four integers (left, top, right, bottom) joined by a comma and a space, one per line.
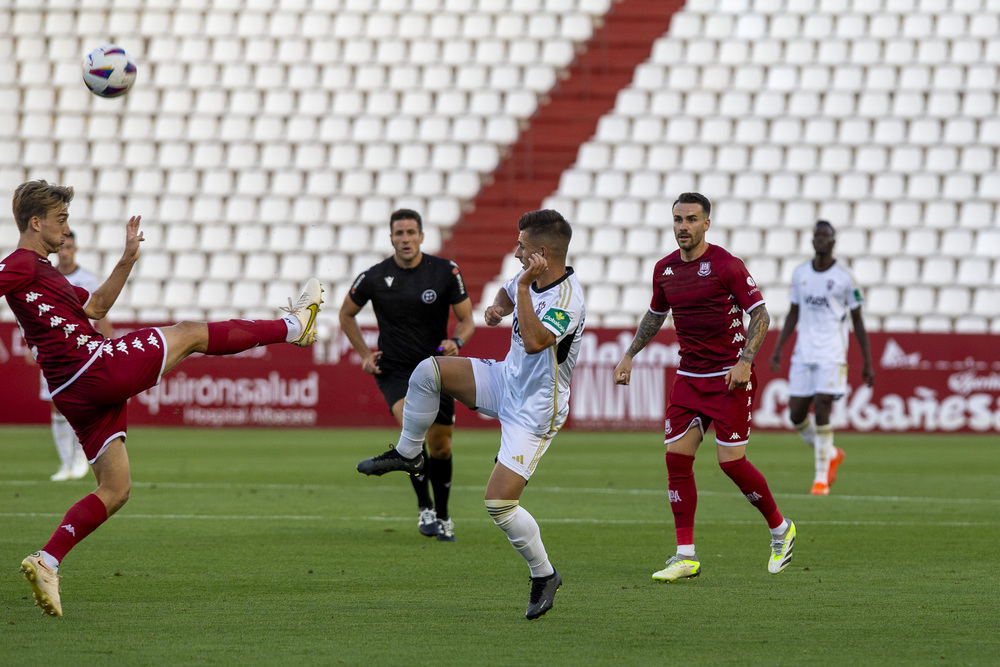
1, 248, 105, 392
649, 244, 765, 376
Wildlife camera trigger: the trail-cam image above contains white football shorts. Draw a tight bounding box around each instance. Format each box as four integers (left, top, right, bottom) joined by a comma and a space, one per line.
787, 359, 848, 398
471, 358, 555, 481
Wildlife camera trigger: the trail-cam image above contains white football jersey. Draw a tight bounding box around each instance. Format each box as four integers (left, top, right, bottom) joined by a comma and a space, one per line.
788, 260, 863, 365
62, 266, 101, 293
499, 268, 586, 435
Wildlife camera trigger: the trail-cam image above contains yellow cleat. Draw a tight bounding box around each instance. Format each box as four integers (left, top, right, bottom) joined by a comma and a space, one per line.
768, 520, 796, 574
283, 278, 324, 347
652, 555, 701, 582
20, 552, 62, 617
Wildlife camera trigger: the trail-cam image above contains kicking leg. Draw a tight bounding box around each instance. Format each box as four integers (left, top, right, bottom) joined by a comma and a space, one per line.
357, 357, 474, 476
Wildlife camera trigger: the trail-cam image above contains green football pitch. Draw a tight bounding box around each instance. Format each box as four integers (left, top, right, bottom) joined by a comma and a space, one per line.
2, 426, 999, 666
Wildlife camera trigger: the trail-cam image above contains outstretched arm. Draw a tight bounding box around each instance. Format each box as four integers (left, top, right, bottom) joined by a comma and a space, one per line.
725, 304, 771, 391
85, 216, 142, 320
613, 310, 669, 385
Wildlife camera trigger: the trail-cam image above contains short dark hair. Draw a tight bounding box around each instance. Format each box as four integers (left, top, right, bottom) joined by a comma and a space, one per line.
12, 180, 74, 233
389, 208, 422, 233
671, 192, 711, 217
815, 219, 835, 233
517, 209, 572, 258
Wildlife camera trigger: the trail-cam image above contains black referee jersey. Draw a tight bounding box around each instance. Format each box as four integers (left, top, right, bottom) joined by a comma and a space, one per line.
348, 253, 468, 374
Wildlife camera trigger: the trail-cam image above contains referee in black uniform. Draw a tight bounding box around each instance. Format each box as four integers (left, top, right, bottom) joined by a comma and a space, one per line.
339, 209, 475, 541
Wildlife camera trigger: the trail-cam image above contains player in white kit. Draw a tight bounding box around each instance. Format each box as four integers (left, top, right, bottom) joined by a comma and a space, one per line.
357, 209, 585, 620
770, 220, 874, 495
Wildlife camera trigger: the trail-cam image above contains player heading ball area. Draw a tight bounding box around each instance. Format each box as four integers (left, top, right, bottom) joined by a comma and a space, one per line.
82, 44, 137, 98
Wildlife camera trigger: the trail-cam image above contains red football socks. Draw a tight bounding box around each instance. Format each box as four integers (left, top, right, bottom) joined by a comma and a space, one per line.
720, 456, 784, 529
42, 493, 109, 562
666, 451, 697, 545
206, 319, 288, 355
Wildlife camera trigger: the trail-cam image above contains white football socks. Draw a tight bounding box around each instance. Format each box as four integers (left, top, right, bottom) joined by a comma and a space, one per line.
40, 550, 59, 571
793, 415, 816, 449
51, 413, 75, 469
486, 500, 554, 578
814, 424, 835, 483
395, 358, 442, 459
282, 315, 302, 343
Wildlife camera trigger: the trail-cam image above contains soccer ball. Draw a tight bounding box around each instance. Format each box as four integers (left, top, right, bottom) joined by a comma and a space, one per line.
82, 45, 137, 98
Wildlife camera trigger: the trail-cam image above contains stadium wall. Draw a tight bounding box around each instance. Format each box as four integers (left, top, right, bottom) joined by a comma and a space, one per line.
3, 322, 999, 434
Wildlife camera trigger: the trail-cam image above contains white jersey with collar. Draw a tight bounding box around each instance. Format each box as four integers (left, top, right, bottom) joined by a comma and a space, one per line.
788, 259, 863, 365
499, 267, 586, 435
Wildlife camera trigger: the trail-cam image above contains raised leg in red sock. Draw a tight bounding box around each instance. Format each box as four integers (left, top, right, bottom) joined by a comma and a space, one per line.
206, 319, 288, 355
720, 456, 784, 529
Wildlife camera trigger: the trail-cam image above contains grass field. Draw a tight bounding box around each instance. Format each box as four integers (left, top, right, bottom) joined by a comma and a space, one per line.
2, 426, 999, 666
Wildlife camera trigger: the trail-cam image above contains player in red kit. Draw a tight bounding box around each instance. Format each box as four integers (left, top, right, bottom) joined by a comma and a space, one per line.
2, 181, 324, 616
614, 192, 795, 582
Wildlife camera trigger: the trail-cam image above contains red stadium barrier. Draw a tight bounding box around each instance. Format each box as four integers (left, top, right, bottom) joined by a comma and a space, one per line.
2, 321, 999, 433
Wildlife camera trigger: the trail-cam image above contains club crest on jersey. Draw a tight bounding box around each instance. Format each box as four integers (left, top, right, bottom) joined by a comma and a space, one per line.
422, 289, 437, 304
698, 262, 711, 277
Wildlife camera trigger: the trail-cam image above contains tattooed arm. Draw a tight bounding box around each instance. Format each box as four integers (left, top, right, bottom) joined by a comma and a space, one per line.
613, 311, 669, 386
726, 304, 771, 391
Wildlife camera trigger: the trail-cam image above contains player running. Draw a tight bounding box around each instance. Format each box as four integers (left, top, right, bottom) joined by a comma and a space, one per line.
3, 180, 323, 616
614, 192, 795, 582
769, 219, 874, 495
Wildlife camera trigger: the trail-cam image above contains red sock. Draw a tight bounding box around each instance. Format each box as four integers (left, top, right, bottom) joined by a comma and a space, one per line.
42, 493, 109, 563
666, 452, 697, 546
206, 319, 288, 355
720, 457, 784, 529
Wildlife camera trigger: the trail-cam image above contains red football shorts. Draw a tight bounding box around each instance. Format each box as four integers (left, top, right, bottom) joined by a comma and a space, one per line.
663, 370, 757, 447
52, 328, 167, 462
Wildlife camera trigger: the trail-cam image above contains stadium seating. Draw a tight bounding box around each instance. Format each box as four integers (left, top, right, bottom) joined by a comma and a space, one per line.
0, 0, 997, 336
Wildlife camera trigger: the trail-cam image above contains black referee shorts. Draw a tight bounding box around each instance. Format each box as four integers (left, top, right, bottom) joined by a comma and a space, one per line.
375, 369, 456, 426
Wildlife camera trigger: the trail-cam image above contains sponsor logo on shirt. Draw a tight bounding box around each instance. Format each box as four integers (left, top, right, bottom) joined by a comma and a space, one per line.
384, 276, 394, 287
804, 294, 830, 307
542, 308, 570, 335
351, 273, 365, 293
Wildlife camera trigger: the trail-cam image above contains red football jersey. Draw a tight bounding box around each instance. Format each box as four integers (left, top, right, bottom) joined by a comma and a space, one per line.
1, 248, 105, 394
649, 244, 765, 376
